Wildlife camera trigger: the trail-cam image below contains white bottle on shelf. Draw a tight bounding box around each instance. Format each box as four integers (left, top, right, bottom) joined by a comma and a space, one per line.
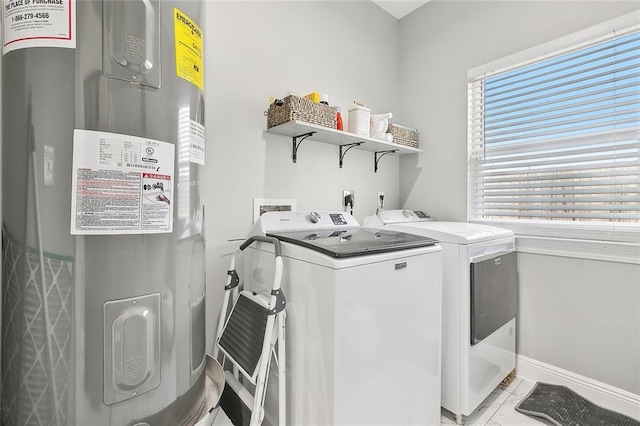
348, 101, 371, 137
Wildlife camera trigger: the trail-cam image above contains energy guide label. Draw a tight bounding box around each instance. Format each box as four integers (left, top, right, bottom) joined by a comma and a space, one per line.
71, 129, 175, 235
2, 0, 76, 54
174, 8, 203, 90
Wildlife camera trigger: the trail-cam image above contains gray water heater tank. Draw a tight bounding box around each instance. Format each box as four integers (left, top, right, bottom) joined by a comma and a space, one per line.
1, 1, 207, 424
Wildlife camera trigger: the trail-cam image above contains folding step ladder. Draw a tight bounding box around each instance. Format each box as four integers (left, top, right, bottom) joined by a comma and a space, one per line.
213, 235, 286, 426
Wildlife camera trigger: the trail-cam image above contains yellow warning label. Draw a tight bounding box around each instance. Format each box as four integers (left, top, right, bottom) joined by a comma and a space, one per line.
174, 8, 203, 90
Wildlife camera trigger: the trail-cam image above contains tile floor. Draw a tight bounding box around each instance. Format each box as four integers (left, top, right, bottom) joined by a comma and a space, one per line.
213, 377, 554, 425
439, 377, 553, 426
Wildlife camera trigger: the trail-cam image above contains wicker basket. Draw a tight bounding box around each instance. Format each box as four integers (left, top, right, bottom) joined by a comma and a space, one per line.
267, 95, 337, 129
388, 123, 420, 148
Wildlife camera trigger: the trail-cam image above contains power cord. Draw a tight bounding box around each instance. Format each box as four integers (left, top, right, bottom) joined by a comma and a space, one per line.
344, 193, 354, 216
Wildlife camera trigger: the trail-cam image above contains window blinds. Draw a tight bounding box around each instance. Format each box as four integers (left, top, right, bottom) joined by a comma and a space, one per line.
468, 31, 640, 223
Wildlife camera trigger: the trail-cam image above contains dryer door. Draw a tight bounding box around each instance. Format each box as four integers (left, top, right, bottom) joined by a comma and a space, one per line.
470, 251, 517, 345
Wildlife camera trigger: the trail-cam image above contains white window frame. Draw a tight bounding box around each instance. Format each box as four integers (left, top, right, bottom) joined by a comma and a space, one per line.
467, 11, 640, 263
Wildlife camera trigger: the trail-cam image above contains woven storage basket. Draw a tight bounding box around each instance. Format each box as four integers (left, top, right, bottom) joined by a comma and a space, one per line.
267, 95, 337, 129
388, 123, 419, 148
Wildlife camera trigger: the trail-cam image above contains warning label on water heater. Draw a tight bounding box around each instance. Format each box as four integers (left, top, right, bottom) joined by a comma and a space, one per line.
70, 130, 175, 235
174, 7, 203, 90
2, 0, 76, 55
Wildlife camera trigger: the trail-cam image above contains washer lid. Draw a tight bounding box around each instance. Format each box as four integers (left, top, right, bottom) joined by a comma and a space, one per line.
267, 228, 438, 258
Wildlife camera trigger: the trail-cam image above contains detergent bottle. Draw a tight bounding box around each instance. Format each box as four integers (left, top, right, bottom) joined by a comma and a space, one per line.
336, 107, 344, 131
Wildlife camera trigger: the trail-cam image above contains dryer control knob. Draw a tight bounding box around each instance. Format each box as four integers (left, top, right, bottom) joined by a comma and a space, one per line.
402, 210, 413, 219
307, 211, 321, 223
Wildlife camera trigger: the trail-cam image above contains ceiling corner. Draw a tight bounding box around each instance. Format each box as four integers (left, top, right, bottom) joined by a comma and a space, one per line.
371, 0, 431, 20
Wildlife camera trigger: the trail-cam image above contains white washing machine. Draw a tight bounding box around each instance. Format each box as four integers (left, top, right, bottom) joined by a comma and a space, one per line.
364, 210, 517, 423
241, 211, 443, 426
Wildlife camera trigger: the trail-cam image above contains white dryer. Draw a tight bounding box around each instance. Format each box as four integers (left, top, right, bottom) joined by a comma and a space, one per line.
364, 210, 517, 423
241, 211, 443, 426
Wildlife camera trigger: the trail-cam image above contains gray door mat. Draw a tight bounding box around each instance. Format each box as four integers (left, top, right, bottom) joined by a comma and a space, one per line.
515, 382, 640, 426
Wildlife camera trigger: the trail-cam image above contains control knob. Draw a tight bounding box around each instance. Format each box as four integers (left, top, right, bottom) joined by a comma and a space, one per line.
402, 210, 413, 219
307, 211, 321, 223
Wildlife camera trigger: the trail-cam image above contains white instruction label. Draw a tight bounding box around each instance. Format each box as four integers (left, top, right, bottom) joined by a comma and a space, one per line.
3, 0, 76, 54
71, 129, 175, 235
190, 120, 205, 165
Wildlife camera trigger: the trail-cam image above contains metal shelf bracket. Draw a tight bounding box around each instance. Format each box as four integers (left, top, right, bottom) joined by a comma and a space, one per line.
339, 142, 363, 168
292, 131, 316, 163
374, 150, 398, 173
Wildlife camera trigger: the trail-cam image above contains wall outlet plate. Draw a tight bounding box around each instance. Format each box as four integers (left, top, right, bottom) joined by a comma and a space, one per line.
377, 192, 385, 210
343, 190, 354, 207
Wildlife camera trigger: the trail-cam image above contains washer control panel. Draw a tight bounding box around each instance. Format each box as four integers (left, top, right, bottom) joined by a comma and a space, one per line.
374, 209, 434, 224
255, 211, 360, 233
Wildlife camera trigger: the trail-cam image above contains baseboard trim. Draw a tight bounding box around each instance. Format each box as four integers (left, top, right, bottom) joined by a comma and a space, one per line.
516, 354, 640, 420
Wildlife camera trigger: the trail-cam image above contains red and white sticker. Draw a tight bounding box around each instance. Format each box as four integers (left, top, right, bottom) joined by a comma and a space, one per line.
3, 0, 76, 54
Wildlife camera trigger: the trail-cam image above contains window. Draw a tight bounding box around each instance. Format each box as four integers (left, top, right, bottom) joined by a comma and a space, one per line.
468, 15, 639, 234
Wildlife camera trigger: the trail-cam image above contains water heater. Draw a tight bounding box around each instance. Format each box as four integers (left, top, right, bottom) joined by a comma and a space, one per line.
1, 1, 209, 424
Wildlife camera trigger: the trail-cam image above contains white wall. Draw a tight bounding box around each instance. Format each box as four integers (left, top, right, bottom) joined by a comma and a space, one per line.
518, 254, 640, 394
204, 1, 405, 351
399, 1, 640, 395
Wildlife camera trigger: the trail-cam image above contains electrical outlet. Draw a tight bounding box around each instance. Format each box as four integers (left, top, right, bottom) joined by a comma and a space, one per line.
377, 192, 385, 210
343, 190, 354, 207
